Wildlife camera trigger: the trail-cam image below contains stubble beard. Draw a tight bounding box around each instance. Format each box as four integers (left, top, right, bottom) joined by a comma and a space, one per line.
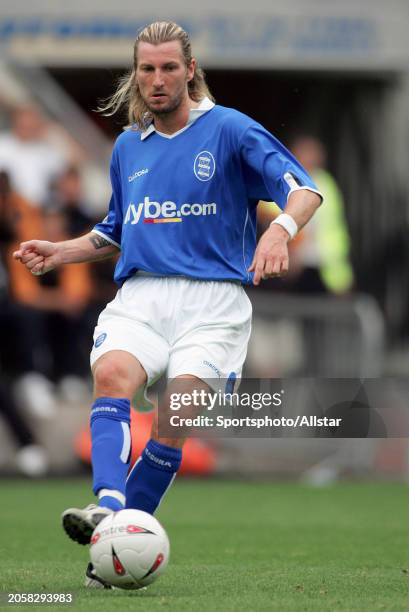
143, 86, 187, 118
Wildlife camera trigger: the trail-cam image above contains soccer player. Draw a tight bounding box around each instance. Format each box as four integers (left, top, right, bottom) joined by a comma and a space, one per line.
13, 21, 322, 584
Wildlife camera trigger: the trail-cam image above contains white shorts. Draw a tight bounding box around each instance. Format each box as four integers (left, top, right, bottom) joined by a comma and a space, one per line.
90, 275, 252, 395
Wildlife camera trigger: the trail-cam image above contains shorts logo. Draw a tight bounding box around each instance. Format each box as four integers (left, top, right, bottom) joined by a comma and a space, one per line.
194, 151, 216, 182
203, 360, 221, 378
95, 333, 107, 348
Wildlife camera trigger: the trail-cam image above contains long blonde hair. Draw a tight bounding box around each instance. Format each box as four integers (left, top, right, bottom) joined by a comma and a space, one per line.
98, 21, 214, 130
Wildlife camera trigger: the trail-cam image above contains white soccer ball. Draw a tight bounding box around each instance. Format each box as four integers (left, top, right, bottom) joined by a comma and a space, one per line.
89, 509, 170, 590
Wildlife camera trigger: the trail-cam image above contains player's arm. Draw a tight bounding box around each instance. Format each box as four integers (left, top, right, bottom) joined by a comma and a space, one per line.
249, 189, 321, 286
13, 231, 119, 276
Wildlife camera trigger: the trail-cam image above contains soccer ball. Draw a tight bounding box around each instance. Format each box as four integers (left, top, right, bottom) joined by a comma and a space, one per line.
89, 509, 170, 589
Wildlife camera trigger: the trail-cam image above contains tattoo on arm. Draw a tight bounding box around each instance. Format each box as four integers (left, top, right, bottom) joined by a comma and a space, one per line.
89, 235, 112, 250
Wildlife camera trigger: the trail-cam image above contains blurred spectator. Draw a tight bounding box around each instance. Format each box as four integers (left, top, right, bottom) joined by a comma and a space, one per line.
47, 164, 117, 342
0, 105, 66, 207
49, 165, 95, 234
0, 169, 44, 375
0, 171, 49, 473
0, 170, 58, 416
250, 137, 354, 377
257, 135, 353, 295
7, 207, 93, 402
0, 377, 49, 476
280, 138, 361, 485
288, 135, 354, 295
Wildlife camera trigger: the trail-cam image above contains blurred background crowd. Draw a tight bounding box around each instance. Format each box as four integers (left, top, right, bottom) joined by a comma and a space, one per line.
0, 0, 408, 482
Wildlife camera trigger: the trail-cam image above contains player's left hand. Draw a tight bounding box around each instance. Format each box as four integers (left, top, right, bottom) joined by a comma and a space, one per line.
248, 224, 289, 286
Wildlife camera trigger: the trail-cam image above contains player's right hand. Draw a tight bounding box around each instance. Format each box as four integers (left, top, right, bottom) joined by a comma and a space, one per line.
248, 224, 290, 286
13, 240, 62, 275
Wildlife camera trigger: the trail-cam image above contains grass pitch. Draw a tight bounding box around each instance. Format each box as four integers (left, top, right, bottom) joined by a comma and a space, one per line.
0, 479, 408, 611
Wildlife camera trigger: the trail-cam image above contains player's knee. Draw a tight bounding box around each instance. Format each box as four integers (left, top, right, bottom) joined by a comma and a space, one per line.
93, 359, 133, 398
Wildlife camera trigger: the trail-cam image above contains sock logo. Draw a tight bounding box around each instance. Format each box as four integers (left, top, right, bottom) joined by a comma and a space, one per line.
91, 406, 118, 416
145, 448, 172, 468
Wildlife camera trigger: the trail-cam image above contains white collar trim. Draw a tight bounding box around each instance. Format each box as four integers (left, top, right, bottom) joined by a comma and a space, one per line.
140, 97, 215, 141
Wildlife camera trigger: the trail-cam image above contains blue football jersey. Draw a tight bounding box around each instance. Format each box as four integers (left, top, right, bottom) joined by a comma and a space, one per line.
93, 102, 320, 285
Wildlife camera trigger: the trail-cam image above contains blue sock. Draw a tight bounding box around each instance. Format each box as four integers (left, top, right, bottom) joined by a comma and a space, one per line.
125, 439, 182, 514
90, 397, 131, 511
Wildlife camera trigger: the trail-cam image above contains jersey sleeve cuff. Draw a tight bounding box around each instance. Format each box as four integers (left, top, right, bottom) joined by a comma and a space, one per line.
286, 186, 324, 204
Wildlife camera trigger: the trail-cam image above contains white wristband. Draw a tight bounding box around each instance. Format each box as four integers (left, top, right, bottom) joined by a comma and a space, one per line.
270, 213, 298, 240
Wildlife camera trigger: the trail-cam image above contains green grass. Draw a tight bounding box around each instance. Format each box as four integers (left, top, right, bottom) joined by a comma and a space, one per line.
0, 479, 409, 611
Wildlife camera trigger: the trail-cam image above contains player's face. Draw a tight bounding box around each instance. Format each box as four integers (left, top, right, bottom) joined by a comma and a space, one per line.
136, 41, 195, 116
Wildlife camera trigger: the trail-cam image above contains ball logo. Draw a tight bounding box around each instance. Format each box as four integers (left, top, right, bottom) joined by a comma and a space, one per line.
127, 524, 153, 534
142, 552, 165, 578
94, 333, 107, 348
112, 548, 126, 575
90, 533, 100, 545
194, 151, 216, 182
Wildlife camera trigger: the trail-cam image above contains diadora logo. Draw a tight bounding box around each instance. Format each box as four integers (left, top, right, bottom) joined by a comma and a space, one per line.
145, 447, 172, 468
203, 360, 221, 378
128, 168, 149, 182
194, 151, 215, 182
124, 197, 217, 225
